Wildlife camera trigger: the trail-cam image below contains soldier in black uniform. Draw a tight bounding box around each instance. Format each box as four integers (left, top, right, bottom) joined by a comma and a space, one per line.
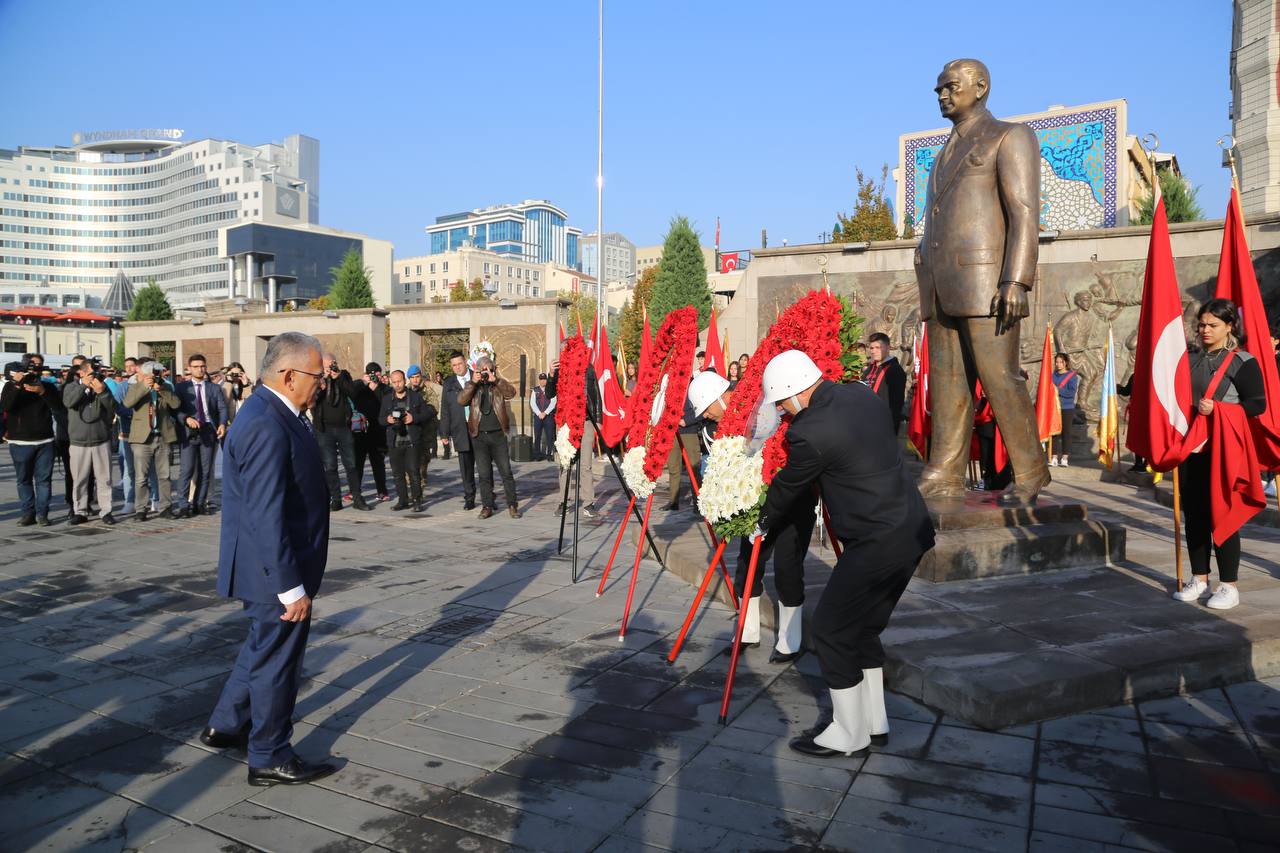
756, 350, 935, 757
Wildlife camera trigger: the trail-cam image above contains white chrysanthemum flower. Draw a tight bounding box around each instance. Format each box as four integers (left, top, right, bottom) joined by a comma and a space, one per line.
622, 446, 656, 499
555, 424, 576, 470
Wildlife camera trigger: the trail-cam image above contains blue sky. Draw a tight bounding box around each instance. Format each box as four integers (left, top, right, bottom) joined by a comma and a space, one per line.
0, 0, 1232, 256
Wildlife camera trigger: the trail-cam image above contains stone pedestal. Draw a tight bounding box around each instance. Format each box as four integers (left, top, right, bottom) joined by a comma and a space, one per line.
916, 493, 1125, 582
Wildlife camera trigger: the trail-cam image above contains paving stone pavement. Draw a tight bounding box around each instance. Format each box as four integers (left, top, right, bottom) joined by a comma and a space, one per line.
1, 455, 1279, 851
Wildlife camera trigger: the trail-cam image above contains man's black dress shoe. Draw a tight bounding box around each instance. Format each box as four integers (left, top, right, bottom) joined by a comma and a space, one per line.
134, 510, 149, 522
789, 732, 869, 758
69, 514, 87, 525
329, 501, 343, 512
463, 499, 476, 510
200, 725, 247, 749
798, 721, 887, 745
720, 640, 759, 656
100, 513, 116, 526
351, 500, 373, 512
391, 502, 408, 511
18, 514, 35, 527
769, 649, 803, 664
247, 756, 337, 787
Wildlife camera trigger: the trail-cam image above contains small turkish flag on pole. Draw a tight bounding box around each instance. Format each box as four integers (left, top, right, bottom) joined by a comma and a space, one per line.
720, 252, 739, 273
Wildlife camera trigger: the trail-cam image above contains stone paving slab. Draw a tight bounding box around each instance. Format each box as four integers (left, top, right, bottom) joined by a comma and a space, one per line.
0, 458, 1278, 851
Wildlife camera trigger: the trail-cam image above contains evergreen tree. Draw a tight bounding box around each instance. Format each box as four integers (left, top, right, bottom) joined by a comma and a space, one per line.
902, 213, 917, 240
566, 292, 599, 336
650, 215, 712, 329
448, 280, 469, 302
112, 334, 125, 371
1134, 167, 1204, 224
618, 265, 657, 363
833, 165, 898, 243
468, 277, 486, 301
127, 280, 174, 322
327, 248, 375, 309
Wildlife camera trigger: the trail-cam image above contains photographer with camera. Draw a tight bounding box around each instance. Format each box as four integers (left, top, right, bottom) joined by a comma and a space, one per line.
313, 354, 371, 512
378, 369, 433, 511
352, 362, 391, 503
220, 362, 252, 427
2, 358, 64, 526
457, 355, 519, 519
124, 361, 181, 521
63, 360, 118, 525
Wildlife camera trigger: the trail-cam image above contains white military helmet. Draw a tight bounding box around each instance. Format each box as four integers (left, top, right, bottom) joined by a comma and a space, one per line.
761, 349, 822, 404
687, 370, 731, 417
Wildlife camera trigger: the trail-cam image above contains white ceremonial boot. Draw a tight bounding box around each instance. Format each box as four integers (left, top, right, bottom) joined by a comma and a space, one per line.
770, 604, 803, 663
791, 685, 870, 758
724, 596, 761, 655
863, 667, 889, 744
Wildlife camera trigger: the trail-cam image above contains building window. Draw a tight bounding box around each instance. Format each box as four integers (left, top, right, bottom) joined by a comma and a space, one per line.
442, 262, 448, 272
404, 267, 410, 276
403, 283, 410, 294
483, 262, 489, 273
416, 282, 422, 293
430, 281, 436, 290
533, 271, 539, 281
430, 263, 435, 273
416, 264, 421, 274
532, 287, 539, 297
507, 265, 513, 276
507, 283, 513, 294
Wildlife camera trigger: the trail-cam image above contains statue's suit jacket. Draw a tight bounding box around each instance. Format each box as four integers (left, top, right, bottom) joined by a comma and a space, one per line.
914, 106, 1040, 320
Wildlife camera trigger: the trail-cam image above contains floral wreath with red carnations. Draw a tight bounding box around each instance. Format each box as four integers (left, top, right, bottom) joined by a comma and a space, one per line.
553, 335, 591, 469
620, 306, 700, 499
698, 290, 863, 538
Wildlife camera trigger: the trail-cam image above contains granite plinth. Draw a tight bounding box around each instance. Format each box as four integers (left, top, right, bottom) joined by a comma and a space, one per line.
917, 492, 1126, 583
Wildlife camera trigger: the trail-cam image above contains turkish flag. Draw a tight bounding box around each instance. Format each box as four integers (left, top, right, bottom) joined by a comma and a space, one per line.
703, 308, 726, 376
1125, 196, 1193, 471
907, 322, 930, 459
1214, 187, 1280, 469
720, 252, 740, 273
593, 324, 629, 446
1035, 323, 1062, 442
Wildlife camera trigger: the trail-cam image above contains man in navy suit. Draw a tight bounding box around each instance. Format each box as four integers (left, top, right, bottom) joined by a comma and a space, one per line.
202, 332, 336, 786
174, 353, 228, 517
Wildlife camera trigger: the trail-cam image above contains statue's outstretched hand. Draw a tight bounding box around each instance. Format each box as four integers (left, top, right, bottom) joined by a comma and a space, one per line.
990, 282, 1030, 335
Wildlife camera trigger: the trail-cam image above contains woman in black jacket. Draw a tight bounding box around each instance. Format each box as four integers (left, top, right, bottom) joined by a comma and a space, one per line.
1172, 299, 1267, 611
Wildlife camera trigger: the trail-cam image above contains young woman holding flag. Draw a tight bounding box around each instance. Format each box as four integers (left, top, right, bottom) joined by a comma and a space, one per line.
1050, 353, 1080, 467
1174, 298, 1267, 610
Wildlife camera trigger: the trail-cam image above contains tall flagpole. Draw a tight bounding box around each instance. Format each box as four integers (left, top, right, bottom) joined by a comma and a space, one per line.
596, 0, 604, 337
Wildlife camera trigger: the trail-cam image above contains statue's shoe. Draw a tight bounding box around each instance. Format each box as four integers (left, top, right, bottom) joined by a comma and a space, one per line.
996, 469, 1051, 507
917, 468, 966, 500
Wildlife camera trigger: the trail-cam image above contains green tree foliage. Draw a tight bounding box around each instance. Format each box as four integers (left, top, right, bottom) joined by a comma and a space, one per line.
327, 248, 375, 309
112, 334, 125, 371
448, 280, 469, 302
468, 277, 486, 301
127, 280, 174, 322
833, 165, 898, 243
650, 215, 712, 330
306, 295, 331, 311
618, 265, 657, 363
902, 213, 917, 240
565, 292, 599, 337
1134, 167, 1204, 225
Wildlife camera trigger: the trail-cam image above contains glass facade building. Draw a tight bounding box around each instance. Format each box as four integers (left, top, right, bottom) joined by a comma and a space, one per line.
424, 200, 582, 268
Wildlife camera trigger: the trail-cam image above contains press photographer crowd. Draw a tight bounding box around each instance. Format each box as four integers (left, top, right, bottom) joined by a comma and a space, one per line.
0, 344, 718, 527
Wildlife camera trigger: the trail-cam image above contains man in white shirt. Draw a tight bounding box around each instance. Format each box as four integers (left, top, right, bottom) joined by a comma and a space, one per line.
437, 351, 476, 509
529, 372, 556, 461
175, 354, 227, 517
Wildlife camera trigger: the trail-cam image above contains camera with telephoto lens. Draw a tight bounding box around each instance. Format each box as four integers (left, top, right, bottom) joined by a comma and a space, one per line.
391, 403, 408, 435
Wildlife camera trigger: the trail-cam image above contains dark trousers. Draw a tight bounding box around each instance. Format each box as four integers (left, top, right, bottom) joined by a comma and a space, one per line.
533, 414, 555, 460
1051, 410, 1078, 457
354, 431, 387, 495
10, 442, 54, 518
207, 599, 311, 769
472, 430, 516, 509
735, 495, 816, 606
455, 447, 475, 502
317, 427, 359, 503
389, 443, 422, 506
178, 428, 217, 509
812, 551, 919, 689
1180, 451, 1240, 582
55, 439, 72, 503
666, 433, 701, 505
976, 422, 1013, 491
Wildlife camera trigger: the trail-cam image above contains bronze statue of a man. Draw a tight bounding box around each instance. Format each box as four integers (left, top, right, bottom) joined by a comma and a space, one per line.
914, 58, 1050, 506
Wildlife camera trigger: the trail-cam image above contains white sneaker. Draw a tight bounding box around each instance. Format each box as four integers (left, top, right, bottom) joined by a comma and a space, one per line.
1206, 584, 1240, 610
1060, 456, 1070, 467
1172, 577, 1209, 602
1049, 456, 1059, 467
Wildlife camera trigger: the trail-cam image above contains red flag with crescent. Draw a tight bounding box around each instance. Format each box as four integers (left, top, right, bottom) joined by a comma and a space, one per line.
593, 323, 629, 446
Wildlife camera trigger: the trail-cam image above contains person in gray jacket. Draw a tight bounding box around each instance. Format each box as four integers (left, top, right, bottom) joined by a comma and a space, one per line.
63, 361, 118, 525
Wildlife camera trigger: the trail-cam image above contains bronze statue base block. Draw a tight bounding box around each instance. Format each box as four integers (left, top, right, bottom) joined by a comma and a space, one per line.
916, 492, 1126, 583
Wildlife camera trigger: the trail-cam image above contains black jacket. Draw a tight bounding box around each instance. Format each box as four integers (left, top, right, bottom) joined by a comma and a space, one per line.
351, 379, 391, 446
311, 370, 355, 432
437, 372, 472, 452
862, 357, 907, 433
378, 389, 435, 447
546, 364, 603, 426
1, 380, 63, 442
759, 380, 934, 565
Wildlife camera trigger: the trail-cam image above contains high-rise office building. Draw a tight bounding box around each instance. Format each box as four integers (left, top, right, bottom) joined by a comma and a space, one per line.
0, 130, 319, 310
580, 232, 636, 287
426, 199, 582, 269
